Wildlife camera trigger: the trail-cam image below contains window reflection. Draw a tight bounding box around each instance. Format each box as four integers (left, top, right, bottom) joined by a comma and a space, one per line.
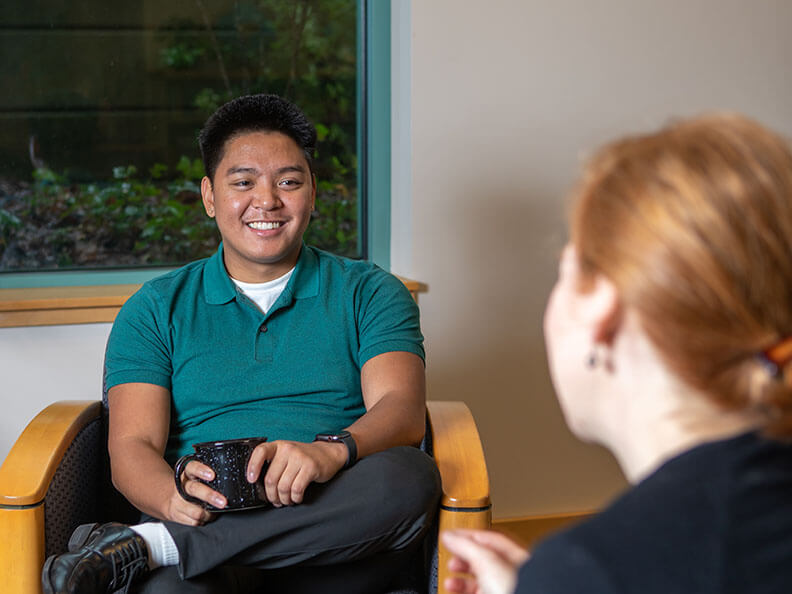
0, 0, 358, 271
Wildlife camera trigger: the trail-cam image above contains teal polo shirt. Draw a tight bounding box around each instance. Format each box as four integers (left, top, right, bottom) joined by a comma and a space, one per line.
105, 244, 424, 465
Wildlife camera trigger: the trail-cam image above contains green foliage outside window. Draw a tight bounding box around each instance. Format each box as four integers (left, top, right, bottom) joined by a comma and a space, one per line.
0, 0, 358, 272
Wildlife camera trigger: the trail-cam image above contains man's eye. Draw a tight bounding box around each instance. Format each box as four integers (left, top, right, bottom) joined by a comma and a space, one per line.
279, 179, 301, 187
233, 180, 252, 187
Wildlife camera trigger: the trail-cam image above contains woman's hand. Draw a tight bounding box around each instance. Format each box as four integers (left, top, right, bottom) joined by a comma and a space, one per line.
441, 529, 530, 594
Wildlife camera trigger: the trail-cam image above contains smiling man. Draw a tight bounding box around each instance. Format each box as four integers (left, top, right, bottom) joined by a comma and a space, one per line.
42, 94, 441, 594
201, 124, 315, 283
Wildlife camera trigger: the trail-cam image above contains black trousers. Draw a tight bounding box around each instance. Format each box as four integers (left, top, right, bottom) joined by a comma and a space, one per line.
134, 446, 441, 594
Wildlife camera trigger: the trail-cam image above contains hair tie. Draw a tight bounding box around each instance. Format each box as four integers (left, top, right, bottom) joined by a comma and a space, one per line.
758, 336, 792, 379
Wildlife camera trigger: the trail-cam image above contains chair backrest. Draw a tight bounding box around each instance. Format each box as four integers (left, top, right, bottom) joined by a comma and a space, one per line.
43, 415, 104, 558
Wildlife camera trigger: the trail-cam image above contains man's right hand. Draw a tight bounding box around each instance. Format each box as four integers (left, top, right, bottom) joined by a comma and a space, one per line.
166, 459, 225, 526
108, 383, 225, 527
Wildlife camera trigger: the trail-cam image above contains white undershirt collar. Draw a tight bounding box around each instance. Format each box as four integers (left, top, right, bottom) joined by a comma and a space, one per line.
230, 268, 295, 315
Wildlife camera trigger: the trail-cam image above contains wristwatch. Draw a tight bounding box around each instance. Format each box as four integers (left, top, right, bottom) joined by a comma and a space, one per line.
314, 430, 357, 469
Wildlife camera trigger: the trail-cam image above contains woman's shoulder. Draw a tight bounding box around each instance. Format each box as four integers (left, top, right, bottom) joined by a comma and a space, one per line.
518, 432, 792, 593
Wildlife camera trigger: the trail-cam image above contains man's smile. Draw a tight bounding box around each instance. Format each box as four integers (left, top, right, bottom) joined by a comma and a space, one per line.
247, 221, 284, 230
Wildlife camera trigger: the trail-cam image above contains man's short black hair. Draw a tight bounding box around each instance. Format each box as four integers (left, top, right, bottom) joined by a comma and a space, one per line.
198, 94, 317, 182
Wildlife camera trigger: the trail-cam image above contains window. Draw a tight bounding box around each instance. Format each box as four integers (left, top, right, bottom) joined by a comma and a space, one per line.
0, 0, 368, 283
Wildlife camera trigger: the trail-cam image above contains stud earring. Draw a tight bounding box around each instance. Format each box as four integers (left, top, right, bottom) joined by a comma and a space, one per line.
586, 344, 613, 372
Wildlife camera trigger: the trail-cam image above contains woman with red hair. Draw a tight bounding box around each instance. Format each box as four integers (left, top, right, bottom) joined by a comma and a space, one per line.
444, 114, 792, 594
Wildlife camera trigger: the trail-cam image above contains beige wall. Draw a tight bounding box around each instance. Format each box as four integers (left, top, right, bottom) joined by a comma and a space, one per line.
402, 0, 792, 519
0, 323, 111, 464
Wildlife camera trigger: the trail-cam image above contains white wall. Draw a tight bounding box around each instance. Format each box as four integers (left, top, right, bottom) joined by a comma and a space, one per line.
402, 0, 792, 518
0, 324, 109, 463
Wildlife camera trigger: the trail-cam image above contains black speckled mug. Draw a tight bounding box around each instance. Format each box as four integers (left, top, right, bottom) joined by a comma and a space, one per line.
174, 437, 268, 511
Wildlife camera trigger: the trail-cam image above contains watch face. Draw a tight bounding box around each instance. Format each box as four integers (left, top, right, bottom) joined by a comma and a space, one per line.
315, 431, 350, 441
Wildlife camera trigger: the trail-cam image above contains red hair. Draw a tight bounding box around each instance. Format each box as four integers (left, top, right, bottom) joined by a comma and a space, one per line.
571, 114, 792, 436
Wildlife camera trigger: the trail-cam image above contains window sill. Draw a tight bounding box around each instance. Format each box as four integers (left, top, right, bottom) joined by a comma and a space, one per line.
0, 278, 427, 328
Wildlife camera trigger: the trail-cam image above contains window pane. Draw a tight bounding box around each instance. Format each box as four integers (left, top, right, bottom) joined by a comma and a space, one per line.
0, 0, 359, 272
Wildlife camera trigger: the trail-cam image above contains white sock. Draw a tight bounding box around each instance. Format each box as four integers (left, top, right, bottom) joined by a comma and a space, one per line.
130, 522, 180, 569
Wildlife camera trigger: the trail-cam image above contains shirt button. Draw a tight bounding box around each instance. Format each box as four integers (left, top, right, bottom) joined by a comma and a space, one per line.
259, 324, 268, 333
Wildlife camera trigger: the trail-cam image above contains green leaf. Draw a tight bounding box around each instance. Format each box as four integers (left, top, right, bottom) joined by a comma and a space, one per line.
176, 156, 205, 181
149, 163, 168, 179
112, 165, 137, 180
194, 88, 222, 113
33, 167, 65, 185
315, 122, 329, 141
0, 208, 21, 228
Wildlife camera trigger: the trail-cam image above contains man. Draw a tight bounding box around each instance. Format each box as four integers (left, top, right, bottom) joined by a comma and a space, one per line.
42, 94, 441, 594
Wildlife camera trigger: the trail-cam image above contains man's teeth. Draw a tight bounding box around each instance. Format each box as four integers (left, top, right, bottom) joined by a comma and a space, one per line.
247, 221, 282, 230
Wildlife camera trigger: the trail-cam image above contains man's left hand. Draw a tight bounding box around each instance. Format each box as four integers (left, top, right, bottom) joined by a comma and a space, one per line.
246, 440, 348, 506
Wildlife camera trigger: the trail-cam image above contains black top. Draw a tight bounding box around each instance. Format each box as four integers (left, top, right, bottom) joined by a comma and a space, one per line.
517, 432, 792, 593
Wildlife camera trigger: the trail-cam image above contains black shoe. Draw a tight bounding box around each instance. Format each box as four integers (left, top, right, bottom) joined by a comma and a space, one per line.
41, 522, 149, 594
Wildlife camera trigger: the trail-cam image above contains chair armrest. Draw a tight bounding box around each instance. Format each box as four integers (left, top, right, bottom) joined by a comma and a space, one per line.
0, 400, 101, 594
427, 401, 491, 594
427, 400, 490, 510
0, 400, 102, 506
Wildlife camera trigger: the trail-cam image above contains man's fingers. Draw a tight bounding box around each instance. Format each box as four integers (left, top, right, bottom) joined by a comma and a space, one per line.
184, 459, 214, 481
178, 506, 205, 526
247, 442, 275, 482
177, 460, 226, 508
183, 478, 227, 509
263, 451, 288, 506
168, 487, 216, 526
276, 461, 302, 506
253, 440, 330, 506
179, 500, 213, 525
288, 465, 317, 504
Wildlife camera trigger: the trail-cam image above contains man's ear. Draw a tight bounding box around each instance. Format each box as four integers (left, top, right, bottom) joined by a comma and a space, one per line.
200, 176, 215, 217
581, 274, 622, 347
310, 173, 317, 211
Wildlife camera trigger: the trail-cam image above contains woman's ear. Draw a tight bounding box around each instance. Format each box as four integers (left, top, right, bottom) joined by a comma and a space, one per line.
580, 274, 622, 346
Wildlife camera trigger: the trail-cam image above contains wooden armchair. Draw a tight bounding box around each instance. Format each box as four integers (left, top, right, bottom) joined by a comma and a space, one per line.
0, 400, 490, 594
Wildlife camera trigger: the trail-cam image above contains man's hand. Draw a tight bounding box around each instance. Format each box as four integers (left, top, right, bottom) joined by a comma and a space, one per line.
246, 440, 348, 507
441, 529, 529, 594
164, 459, 227, 526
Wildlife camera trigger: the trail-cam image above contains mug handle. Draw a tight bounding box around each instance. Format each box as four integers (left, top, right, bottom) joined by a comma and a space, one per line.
174, 454, 205, 505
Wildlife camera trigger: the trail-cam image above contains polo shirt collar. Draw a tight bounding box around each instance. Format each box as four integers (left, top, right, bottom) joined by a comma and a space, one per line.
202, 242, 319, 305
284, 243, 320, 300
203, 244, 237, 304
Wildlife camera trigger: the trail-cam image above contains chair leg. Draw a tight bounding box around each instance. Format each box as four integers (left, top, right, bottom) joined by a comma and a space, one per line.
0, 505, 46, 594
437, 506, 492, 594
